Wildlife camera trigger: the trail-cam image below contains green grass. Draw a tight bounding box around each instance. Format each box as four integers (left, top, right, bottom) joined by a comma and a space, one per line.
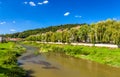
0, 42, 26, 77
23, 41, 120, 67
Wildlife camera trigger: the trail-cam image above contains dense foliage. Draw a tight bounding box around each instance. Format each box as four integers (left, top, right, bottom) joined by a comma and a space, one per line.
26, 19, 120, 45
0, 42, 26, 77
24, 42, 120, 67
5, 24, 82, 38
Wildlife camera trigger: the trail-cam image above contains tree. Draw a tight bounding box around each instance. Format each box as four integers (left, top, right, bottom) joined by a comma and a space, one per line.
77, 25, 90, 42
89, 23, 96, 44
70, 28, 79, 42
24, 19, 120, 45
54, 32, 62, 42
51, 32, 56, 42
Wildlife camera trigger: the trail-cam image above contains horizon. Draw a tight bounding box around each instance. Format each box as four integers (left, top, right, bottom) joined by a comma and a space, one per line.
0, 0, 120, 34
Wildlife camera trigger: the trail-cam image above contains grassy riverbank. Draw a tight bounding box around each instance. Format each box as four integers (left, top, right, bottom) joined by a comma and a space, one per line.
23, 42, 120, 67
0, 42, 26, 77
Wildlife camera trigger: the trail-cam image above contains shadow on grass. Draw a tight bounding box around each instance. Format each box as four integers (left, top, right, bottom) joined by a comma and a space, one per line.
0, 66, 9, 74
0, 66, 27, 77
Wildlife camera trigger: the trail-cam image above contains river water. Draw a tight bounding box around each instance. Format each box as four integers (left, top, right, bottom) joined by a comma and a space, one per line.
18, 45, 120, 77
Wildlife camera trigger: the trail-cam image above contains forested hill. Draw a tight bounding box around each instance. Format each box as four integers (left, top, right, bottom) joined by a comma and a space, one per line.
25, 19, 120, 45
5, 24, 84, 38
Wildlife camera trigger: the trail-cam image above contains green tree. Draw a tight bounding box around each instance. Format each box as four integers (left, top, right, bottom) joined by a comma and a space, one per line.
70, 28, 79, 42
77, 25, 90, 42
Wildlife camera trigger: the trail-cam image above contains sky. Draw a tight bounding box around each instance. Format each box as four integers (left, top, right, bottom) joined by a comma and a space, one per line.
0, 0, 120, 34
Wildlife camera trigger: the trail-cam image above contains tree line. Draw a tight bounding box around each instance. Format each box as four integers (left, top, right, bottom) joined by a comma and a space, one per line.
5, 24, 82, 38
26, 19, 120, 45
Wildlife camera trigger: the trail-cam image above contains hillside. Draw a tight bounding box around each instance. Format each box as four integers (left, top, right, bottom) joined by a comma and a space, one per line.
5, 24, 84, 38
25, 19, 120, 45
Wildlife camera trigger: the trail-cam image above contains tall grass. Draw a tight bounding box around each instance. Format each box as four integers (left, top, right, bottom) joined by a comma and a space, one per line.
0, 42, 26, 77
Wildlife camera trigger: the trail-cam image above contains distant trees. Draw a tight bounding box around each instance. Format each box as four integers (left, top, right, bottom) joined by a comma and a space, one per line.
13, 19, 120, 45
5, 24, 82, 38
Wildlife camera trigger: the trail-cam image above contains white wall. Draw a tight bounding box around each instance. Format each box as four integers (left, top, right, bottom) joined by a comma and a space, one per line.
0, 37, 2, 42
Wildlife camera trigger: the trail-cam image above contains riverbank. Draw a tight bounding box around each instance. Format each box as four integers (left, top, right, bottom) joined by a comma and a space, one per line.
36, 41, 120, 48
23, 41, 120, 68
0, 42, 26, 77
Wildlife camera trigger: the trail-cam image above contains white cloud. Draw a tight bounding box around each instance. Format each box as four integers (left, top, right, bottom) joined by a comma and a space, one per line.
43, 0, 49, 4
64, 12, 70, 16
24, 0, 49, 6
13, 21, 16, 24
24, 1, 49, 6
75, 15, 82, 18
29, 1, 36, 6
38, 2, 43, 5
38, 0, 49, 5
24, 1, 28, 4
0, 21, 6, 25
10, 29, 16, 32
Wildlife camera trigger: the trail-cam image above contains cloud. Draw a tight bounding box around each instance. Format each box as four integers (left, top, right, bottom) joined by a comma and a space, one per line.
29, 1, 36, 6
38, 0, 49, 5
75, 15, 82, 18
10, 29, 16, 32
0, 21, 6, 25
38, 2, 43, 5
24, 1, 49, 6
43, 0, 49, 4
24, 1, 28, 4
64, 12, 70, 16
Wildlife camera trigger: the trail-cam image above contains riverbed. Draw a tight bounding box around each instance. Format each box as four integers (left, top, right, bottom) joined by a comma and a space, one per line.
18, 45, 120, 77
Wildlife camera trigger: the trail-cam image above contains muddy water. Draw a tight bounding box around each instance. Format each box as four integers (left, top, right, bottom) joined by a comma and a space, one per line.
18, 45, 120, 77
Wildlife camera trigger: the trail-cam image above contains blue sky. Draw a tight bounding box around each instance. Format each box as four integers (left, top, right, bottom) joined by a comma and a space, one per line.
0, 0, 120, 34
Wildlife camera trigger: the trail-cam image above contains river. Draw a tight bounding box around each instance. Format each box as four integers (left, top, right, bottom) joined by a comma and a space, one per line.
18, 45, 120, 77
